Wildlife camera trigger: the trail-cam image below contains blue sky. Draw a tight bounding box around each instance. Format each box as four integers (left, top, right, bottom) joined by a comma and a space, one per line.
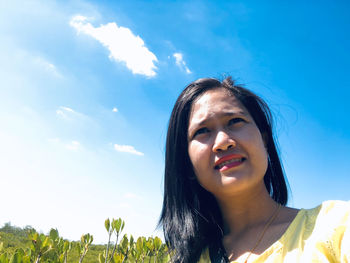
1, 0, 349, 244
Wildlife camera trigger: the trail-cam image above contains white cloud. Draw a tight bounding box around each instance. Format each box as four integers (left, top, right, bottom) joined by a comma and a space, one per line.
56, 106, 86, 120
123, 192, 141, 199
114, 144, 144, 156
118, 203, 131, 209
47, 138, 80, 151
112, 107, 118, 112
47, 138, 60, 144
65, 140, 80, 151
173, 52, 191, 74
56, 106, 74, 118
70, 15, 158, 77
34, 57, 62, 78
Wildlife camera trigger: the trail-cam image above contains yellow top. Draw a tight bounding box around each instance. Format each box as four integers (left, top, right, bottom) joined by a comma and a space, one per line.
199, 200, 350, 262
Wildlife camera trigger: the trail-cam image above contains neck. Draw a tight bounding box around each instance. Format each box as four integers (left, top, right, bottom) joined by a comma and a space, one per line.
216, 182, 279, 236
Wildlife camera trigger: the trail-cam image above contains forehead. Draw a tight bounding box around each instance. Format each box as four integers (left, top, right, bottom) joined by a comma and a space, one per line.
189, 88, 249, 123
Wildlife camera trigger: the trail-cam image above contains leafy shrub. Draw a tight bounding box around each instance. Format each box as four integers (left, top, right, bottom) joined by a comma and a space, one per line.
0, 219, 169, 263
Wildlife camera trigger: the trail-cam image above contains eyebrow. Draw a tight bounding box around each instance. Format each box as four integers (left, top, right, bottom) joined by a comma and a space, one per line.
188, 110, 247, 135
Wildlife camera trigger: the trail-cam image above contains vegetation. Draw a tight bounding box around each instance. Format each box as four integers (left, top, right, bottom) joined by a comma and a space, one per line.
0, 219, 169, 263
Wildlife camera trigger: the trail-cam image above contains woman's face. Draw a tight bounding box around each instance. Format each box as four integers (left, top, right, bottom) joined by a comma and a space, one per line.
187, 88, 268, 199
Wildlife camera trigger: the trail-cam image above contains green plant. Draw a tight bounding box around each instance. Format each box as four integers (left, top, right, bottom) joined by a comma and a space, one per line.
0, 219, 169, 263
76, 234, 93, 263
103, 218, 125, 263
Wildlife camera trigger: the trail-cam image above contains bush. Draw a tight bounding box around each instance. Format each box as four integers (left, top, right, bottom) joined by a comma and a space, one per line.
0, 218, 169, 263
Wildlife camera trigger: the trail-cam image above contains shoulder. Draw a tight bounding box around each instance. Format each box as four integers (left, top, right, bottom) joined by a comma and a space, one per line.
319, 199, 350, 212
278, 201, 350, 262
307, 200, 350, 223
299, 200, 350, 235
305, 200, 350, 260
283, 200, 350, 247
198, 247, 210, 263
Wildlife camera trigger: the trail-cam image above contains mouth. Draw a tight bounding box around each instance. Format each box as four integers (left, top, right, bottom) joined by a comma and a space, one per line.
214, 155, 246, 171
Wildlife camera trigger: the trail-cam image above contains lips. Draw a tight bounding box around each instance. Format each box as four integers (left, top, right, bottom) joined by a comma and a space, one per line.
214, 154, 245, 171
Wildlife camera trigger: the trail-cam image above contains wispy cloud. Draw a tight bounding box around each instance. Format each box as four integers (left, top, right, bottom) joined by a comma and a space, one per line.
48, 138, 81, 151
114, 144, 144, 156
56, 106, 86, 120
118, 203, 131, 209
47, 138, 60, 144
65, 140, 80, 151
123, 192, 141, 200
173, 52, 191, 74
34, 57, 62, 78
70, 15, 158, 77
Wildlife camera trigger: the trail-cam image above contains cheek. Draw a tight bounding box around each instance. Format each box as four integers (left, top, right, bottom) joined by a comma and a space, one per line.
259, 149, 269, 173
188, 143, 214, 190
238, 126, 268, 165
188, 142, 209, 172
248, 133, 269, 172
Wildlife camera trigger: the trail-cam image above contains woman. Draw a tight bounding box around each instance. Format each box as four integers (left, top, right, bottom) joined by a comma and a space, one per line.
159, 77, 350, 262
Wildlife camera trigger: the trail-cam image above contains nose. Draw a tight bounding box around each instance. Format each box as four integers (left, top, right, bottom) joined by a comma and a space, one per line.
212, 130, 236, 152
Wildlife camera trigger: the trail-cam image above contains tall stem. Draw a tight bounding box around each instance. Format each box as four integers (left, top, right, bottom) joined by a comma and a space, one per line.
108, 232, 119, 263
79, 248, 87, 263
34, 253, 41, 263
104, 230, 112, 263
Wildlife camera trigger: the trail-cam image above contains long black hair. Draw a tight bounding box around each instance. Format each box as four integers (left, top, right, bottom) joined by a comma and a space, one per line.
159, 77, 288, 263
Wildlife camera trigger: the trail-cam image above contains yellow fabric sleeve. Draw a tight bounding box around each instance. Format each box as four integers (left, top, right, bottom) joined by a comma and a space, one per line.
198, 200, 350, 263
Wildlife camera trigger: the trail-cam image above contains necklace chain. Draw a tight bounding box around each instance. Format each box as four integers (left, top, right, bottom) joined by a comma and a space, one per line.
244, 203, 282, 263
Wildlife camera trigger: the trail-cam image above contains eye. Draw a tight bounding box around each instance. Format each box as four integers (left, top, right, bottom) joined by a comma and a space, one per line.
228, 117, 245, 126
193, 127, 210, 138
